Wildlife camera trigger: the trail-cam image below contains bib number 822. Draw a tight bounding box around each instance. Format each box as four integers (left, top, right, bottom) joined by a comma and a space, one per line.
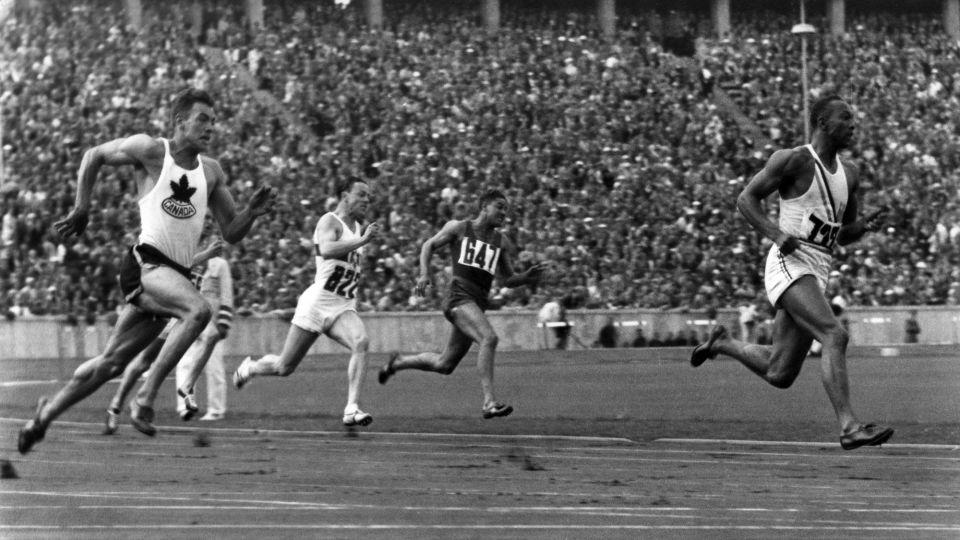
323, 266, 359, 299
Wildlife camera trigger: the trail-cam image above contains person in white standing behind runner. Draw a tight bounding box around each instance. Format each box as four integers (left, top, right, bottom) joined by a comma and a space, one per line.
233, 177, 379, 427
175, 243, 234, 421
18, 88, 276, 454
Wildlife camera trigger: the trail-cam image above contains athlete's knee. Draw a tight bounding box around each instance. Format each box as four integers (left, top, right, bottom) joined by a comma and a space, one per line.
273, 355, 298, 377
75, 355, 122, 382
188, 302, 213, 326
353, 334, 369, 353
480, 332, 499, 349
825, 326, 849, 350
766, 368, 799, 389
436, 361, 457, 375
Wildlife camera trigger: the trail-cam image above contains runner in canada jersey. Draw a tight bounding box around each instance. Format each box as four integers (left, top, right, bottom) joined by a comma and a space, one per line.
234, 177, 379, 428
18, 88, 276, 453
377, 189, 546, 419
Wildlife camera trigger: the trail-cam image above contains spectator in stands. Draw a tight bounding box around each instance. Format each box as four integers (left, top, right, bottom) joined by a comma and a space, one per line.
596, 316, 618, 348
904, 309, 921, 343
1, 0, 958, 319
631, 327, 648, 347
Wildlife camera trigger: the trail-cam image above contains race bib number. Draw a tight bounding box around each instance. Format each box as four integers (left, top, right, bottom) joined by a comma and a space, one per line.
805, 213, 841, 249
323, 264, 360, 299
458, 238, 501, 275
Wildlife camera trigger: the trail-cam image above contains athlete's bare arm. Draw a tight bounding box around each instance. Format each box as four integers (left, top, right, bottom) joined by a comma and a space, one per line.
205, 157, 276, 244
55, 134, 162, 238
496, 240, 545, 288
315, 214, 379, 260
192, 238, 224, 267
836, 166, 886, 246
737, 148, 808, 256
415, 220, 463, 296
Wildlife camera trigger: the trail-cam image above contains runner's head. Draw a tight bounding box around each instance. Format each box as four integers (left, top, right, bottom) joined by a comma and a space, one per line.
336, 176, 370, 220
810, 95, 854, 149
171, 88, 216, 152
477, 189, 508, 228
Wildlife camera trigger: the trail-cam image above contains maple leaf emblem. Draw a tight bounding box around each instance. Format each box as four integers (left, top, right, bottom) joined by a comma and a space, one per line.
170, 175, 196, 203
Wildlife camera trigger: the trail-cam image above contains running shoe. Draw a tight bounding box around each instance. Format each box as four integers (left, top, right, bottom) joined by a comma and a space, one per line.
103, 406, 121, 435
17, 397, 48, 454
178, 388, 199, 421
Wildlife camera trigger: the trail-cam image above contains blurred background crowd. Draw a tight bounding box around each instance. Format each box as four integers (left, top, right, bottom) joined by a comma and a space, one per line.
1, 0, 958, 326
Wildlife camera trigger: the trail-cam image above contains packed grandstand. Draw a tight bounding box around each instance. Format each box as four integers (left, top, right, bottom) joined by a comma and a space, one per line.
1, 0, 958, 324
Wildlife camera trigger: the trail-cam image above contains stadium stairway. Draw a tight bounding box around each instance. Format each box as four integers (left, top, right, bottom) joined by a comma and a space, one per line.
674, 53, 770, 147
199, 46, 321, 148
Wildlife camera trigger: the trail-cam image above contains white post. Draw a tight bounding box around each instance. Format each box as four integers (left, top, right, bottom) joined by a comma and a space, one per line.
828, 0, 845, 37
125, 0, 142, 30
597, 0, 615, 40
945, 0, 960, 40
0, 97, 4, 188
799, 1, 811, 142
483, 0, 500, 35
712, 0, 731, 38
364, 0, 383, 30
246, 0, 264, 31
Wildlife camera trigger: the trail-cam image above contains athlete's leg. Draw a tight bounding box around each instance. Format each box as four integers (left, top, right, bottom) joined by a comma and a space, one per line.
202, 341, 227, 417
775, 276, 860, 435
109, 337, 165, 414
710, 309, 812, 388
325, 311, 374, 425
447, 303, 502, 409
384, 320, 474, 376
325, 311, 369, 412
241, 324, 320, 379
131, 266, 212, 411
27, 305, 166, 433
176, 321, 221, 398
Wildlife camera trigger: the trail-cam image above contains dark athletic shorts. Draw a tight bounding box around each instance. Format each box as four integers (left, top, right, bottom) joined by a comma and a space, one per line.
118, 244, 195, 304
441, 279, 489, 323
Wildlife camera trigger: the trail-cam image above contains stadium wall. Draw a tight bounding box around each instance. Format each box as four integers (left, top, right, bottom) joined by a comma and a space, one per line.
1, 306, 957, 359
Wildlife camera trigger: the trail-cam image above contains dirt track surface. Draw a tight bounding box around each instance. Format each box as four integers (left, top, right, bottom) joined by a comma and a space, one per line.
2, 349, 958, 538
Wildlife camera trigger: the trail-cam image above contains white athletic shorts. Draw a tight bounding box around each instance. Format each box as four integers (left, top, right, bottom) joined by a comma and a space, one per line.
290, 283, 357, 334
764, 243, 831, 307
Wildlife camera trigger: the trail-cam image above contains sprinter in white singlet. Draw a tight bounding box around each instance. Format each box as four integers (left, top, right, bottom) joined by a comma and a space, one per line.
18, 89, 276, 454
689, 95, 894, 451
233, 177, 380, 428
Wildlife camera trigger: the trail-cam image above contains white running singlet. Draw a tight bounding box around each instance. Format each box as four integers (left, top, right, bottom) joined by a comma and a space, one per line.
312, 212, 363, 297
764, 145, 849, 306
291, 212, 363, 334
137, 138, 208, 268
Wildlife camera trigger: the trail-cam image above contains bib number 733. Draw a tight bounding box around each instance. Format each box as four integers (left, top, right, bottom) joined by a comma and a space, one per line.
807, 214, 840, 249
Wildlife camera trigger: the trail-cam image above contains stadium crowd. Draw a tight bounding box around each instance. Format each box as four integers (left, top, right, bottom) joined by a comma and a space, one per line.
1, 0, 959, 325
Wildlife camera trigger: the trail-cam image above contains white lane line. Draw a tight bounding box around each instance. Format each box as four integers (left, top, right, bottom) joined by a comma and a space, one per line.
4, 494, 956, 517
0, 491, 340, 507
0, 417, 633, 443
0, 380, 59, 387
4, 525, 960, 531
656, 438, 960, 451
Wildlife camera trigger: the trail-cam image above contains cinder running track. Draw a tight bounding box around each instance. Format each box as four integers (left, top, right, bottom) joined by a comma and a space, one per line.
2, 350, 958, 539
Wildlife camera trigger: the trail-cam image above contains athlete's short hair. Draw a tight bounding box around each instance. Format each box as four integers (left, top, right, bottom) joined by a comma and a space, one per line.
478, 188, 507, 208
171, 88, 215, 126
336, 176, 366, 199
810, 94, 845, 131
